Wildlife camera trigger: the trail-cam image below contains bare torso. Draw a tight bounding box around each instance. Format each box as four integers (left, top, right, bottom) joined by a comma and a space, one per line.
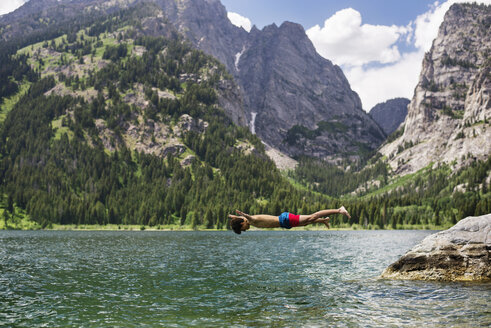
249, 214, 281, 228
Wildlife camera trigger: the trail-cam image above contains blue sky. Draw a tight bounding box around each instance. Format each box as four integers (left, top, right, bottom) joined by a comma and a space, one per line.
2, 0, 491, 109
222, 0, 435, 56
221, 0, 434, 29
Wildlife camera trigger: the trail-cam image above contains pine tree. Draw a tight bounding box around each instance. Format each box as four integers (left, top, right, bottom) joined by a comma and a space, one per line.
205, 208, 214, 229
7, 195, 14, 214
191, 211, 199, 230
3, 210, 10, 228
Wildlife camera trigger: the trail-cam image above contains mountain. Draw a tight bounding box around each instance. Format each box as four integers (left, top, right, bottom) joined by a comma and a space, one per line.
285, 2, 491, 227
237, 22, 385, 159
0, 2, 335, 228
1, 0, 386, 161
380, 3, 491, 175
369, 98, 409, 135
158, 0, 386, 159
151, 0, 386, 159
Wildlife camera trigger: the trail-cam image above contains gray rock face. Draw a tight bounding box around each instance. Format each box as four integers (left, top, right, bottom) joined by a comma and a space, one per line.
150, 1, 386, 159
153, 0, 250, 126
369, 98, 409, 135
380, 3, 491, 175
381, 214, 491, 281
237, 22, 385, 158
155, 0, 247, 74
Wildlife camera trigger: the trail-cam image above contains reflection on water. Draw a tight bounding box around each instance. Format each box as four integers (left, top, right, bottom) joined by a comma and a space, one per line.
1, 230, 490, 327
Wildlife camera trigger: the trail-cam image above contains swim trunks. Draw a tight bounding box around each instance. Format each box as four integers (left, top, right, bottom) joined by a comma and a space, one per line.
278, 212, 300, 229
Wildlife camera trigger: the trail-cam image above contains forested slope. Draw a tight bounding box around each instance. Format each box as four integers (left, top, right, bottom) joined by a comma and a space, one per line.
290, 156, 491, 228
0, 4, 332, 228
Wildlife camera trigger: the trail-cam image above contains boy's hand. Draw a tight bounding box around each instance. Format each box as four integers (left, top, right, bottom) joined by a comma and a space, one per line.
235, 210, 246, 216
235, 210, 252, 220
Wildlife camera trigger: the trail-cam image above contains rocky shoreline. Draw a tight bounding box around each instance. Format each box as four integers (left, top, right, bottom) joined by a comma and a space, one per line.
381, 214, 491, 281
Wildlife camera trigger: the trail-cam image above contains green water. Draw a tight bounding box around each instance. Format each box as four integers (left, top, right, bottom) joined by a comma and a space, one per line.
1, 230, 490, 327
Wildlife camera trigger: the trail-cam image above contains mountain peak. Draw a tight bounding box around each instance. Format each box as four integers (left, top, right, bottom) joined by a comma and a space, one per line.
369, 98, 409, 136
261, 22, 278, 33
279, 21, 305, 33
237, 13, 384, 158
260, 21, 304, 36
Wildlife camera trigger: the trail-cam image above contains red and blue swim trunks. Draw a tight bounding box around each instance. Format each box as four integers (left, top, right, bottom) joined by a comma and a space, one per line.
278, 212, 300, 229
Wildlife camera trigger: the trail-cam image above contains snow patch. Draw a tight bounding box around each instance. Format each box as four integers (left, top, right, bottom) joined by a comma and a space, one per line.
234, 46, 246, 71
250, 112, 257, 134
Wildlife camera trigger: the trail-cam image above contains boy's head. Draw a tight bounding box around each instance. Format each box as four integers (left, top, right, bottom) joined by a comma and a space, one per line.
231, 217, 250, 234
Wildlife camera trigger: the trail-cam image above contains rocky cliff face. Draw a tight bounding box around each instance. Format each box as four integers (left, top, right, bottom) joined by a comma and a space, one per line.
154, 0, 247, 76
380, 3, 491, 175
369, 98, 409, 135
381, 214, 491, 282
153, 0, 249, 126
151, 0, 386, 159
236, 22, 385, 158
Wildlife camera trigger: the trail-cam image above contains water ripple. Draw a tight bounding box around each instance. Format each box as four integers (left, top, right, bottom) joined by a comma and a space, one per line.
1, 230, 490, 327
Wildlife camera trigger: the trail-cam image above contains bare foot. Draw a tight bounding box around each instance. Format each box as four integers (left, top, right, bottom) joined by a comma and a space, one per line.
323, 217, 330, 229
339, 206, 351, 219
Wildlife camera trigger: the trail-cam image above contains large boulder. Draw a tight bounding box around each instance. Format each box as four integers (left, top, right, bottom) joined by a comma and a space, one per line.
381, 214, 491, 281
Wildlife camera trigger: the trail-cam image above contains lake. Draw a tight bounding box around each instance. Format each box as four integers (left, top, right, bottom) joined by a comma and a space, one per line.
1, 230, 490, 327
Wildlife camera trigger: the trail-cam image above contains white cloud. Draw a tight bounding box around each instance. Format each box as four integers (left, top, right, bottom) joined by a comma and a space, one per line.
413, 0, 491, 51
344, 52, 423, 110
0, 0, 28, 15
307, 0, 491, 111
306, 8, 409, 67
227, 12, 252, 32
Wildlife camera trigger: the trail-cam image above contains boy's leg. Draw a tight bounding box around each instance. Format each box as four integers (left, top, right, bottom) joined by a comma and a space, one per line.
298, 207, 350, 225
298, 209, 336, 225
311, 209, 343, 218
297, 216, 330, 228
311, 207, 350, 219
315, 218, 330, 229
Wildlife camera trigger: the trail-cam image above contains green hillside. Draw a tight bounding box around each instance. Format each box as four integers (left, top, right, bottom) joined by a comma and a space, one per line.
289, 156, 491, 229
0, 4, 336, 229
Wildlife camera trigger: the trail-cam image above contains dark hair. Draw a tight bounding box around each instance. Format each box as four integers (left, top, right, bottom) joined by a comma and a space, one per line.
231, 218, 244, 234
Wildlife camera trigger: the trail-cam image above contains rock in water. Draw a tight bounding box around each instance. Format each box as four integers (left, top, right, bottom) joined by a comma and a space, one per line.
381, 214, 491, 281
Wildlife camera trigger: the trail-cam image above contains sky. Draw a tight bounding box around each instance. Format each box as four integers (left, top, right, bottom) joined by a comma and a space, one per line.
223, 0, 491, 110
2, 0, 491, 110
0, 0, 28, 16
